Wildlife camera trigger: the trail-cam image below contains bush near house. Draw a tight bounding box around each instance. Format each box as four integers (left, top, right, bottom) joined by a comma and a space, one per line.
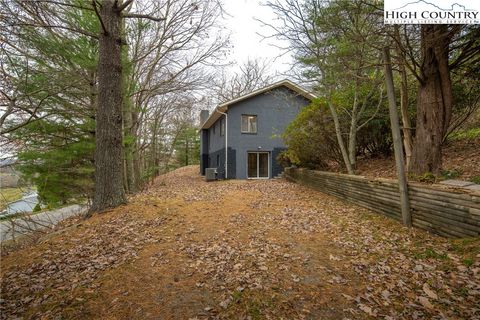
281, 100, 393, 171
281, 102, 342, 170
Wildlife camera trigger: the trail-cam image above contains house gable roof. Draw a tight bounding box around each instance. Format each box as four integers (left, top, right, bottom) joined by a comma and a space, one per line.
199, 79, 316, 130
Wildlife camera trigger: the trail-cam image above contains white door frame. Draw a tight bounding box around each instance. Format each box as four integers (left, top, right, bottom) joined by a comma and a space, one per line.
246, 151, 270, 179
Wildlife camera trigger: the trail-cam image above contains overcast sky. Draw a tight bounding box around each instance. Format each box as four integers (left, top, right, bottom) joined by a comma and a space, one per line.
222, 0, 293, 77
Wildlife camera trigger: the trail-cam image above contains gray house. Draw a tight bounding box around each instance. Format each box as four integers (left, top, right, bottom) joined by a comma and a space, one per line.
199, 79, 314, 179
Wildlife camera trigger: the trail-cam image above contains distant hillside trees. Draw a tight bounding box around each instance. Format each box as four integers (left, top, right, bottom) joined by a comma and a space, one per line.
212, 59, 275, 103
173, 124, 200, 168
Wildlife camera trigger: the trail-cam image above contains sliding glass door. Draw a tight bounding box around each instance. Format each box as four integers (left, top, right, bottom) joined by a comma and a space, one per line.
247, 152, 269, 179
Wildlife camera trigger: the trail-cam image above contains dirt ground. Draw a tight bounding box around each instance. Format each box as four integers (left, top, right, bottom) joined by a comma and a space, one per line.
1, 166, 479, 319
355, 136, 480, 181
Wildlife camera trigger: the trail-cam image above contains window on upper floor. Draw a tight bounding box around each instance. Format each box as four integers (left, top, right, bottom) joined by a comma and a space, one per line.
241, 115, 257, 134
213, 122, 216, 135
220, 117, 225, 136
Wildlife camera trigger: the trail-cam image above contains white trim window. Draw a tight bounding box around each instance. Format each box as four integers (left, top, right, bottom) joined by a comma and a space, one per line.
241, 115, 257, 133
247, 152, 269, 179
220, 117, 225, 136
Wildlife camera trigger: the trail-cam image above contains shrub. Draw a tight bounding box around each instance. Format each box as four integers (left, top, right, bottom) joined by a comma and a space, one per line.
356, 116, 393, 157
276, 150, 294, 168
440, 168, 463, 180
448, 128, 480, 141
282, 101, 342, 170
471, 176, 480, 184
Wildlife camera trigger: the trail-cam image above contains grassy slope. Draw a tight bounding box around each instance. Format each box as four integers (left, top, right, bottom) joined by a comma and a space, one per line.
0, 187, 24, 210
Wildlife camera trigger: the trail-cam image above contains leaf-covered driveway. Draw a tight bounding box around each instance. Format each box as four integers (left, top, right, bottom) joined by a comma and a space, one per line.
1, 166, 479, 319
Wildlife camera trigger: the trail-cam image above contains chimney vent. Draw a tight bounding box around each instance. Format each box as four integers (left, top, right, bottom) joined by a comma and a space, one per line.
199, 110, 209, 127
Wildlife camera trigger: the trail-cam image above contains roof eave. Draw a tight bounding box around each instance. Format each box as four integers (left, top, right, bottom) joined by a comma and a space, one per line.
199, 79, 315, 131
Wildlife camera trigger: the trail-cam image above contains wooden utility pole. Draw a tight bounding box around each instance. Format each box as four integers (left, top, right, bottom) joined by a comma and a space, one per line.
383, 47, 412, 227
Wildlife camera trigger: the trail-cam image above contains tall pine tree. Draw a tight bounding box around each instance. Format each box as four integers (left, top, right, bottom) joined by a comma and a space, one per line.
2, 4, 99, 207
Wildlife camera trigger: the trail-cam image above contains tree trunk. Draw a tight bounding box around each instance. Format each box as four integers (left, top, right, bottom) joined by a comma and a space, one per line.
398, 63, 413, 169
394, 27, 413, 169
133, 144, 142, 188
151, 117, 159, 176
185, 138, 189, 166
123, 151, 129, 194
348, 116, 357, 169
132, 111, 140, 187
328, 99, 355, 175
91, 0, 126, 212
348, 90, 358, 169
410, 25, 452, 175
124, 107, 138, 193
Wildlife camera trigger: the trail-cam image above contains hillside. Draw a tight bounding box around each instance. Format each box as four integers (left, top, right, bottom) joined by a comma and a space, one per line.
1, 166, 479, 319
355, 136, 480, 182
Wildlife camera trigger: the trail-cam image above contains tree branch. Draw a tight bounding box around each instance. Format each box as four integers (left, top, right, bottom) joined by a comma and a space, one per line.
123, 13, 165, 21
35, 0, 94, 11
117, 0, 133, 12
14, 23, 98, 39
92, 0, 108, 35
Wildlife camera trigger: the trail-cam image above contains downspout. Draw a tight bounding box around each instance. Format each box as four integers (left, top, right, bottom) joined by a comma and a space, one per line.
215, 108, 228, 179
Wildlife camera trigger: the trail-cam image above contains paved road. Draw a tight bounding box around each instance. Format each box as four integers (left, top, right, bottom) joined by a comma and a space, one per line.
0, 204, 87, 242
3, 193, 39, 215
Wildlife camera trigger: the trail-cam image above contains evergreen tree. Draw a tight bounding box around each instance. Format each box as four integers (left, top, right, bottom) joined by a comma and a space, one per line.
174, 125, 200, 167
2, 4, 99, 207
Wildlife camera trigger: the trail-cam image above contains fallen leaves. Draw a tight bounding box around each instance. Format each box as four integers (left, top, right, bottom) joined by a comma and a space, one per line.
418, 296, 434, 309
1, 213, 164, 318
1, 165, 479, 320
358, 303, 377, 316
422, 283, 438, 300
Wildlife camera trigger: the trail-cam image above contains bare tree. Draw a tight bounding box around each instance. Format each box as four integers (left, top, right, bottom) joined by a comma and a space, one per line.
212, 58, 275, 102
1, 0, 228, 212
392, 25, 414, 169
124, 0, 228, 191
260, 0, 385, 174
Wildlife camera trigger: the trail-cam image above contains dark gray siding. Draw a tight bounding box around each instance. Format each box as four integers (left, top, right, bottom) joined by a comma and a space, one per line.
200, 129, 208, 175
204, 115, 227, 176
208, 147, 236, 179
227, 86, 310, 179
200, 85, 310, 179
208, 115, 226, 153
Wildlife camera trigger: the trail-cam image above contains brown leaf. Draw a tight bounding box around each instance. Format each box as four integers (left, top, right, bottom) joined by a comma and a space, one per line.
418, 296, 434, 309
422, 283, 438, 300
358, 303, 376, 316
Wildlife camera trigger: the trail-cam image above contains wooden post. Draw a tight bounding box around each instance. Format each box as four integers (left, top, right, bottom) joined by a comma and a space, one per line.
383, 47, 412, 227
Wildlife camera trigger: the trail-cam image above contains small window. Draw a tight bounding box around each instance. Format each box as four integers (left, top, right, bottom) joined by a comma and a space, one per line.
213, 123, 216, 135
216, 154, 220, 166
241, 115, 257, 133
220, 117, 225, 136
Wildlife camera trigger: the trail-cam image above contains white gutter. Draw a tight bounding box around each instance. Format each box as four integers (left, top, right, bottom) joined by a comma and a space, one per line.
215, 109, 228, 179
